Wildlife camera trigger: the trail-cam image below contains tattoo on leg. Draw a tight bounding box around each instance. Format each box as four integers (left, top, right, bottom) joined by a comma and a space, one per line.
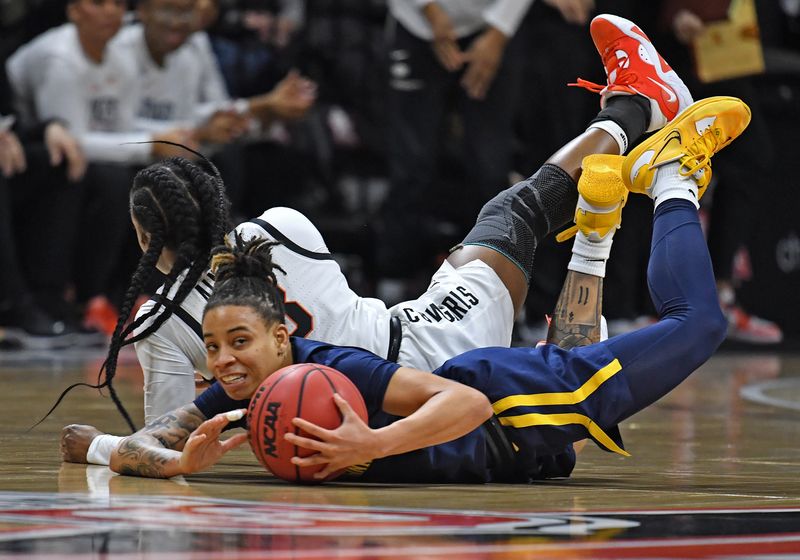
547, 270, 603, 348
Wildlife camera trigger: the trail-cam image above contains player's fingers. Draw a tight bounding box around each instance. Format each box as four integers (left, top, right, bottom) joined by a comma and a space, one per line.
313, 464, 338, 479
221, 432, 248, 453
332, 393, 356, 419
197, 414, 228, 438
284, 431, 326, 452
184, 432, 208, 451
290, 417, 331, 439
290, 453, 329, 468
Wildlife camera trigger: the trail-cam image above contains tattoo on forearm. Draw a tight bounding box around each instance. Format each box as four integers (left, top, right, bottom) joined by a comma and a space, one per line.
115, 437, 175, 478
142, 405, 207, 449
114, 405, 207, 478
547, 271, 603, 349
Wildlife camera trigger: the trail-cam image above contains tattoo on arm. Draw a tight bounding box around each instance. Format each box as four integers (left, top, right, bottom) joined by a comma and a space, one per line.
547, 270, 603, 349
113, 405, 207, 478
141, 405, 207, 450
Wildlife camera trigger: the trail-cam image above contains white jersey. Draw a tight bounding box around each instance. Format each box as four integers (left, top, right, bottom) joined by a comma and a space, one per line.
111, 25, 231, 128
133, 207, 513, 422
5, 24, 152, 164
388, 0, 533, 40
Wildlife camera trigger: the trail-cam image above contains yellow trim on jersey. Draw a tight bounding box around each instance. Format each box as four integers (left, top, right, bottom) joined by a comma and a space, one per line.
491, 358, 622, 414
344, 461, 372, 476
498, 412, 630, 456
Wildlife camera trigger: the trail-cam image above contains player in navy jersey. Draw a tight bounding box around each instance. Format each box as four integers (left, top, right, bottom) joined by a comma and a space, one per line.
108, 96, 748, 482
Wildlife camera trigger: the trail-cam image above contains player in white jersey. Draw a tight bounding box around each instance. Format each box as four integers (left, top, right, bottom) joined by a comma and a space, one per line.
5, 1, 192, 164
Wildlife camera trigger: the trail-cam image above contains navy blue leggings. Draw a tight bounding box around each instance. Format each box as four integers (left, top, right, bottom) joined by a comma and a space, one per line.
602, 200, 727, 418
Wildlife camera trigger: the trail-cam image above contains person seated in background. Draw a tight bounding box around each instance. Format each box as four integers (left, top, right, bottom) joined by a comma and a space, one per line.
5, 0, 198, 334
0, 77, 89, 347
111, 0, 316, 214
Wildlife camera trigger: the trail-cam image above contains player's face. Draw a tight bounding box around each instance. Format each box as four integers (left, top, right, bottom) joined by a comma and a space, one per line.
203, 305, 290, 401
139, 0, 198, 56
68, 0, 125, 45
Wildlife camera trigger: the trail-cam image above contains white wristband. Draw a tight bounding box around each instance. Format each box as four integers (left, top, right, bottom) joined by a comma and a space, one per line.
86, 434, 124, 466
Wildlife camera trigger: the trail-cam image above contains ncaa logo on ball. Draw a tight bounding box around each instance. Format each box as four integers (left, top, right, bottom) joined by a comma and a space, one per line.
260, 401, 281, 458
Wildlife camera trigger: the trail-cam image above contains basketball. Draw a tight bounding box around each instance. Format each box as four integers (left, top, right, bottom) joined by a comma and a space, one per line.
247, 363, 369, 483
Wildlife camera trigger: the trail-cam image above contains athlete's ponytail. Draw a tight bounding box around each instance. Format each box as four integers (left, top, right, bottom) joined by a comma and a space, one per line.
206, 234, 287, 327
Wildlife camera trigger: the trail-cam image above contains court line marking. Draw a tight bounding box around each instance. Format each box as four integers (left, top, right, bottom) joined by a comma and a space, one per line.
740, 379, 800, 412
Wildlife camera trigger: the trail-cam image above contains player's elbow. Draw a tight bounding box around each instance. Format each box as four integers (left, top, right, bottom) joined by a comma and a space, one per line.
466, 389, 494, 424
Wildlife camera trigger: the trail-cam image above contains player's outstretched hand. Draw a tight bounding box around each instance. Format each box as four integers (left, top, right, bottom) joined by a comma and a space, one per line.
286, 394, 381, 480
178, 412, 248, 475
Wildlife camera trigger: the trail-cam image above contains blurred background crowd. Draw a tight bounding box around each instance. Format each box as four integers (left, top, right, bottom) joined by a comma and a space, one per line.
1, 0, 799, 352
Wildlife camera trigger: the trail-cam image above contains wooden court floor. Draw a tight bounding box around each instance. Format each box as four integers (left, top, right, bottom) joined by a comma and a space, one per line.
0, 346, 798, 559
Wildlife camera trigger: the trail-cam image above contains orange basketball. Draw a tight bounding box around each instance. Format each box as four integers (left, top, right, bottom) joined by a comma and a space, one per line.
247, 363, 368, 483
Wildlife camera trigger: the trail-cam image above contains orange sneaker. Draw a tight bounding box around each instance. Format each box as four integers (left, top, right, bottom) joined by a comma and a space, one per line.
573, 14, 693, 132
83, 295, 119, 336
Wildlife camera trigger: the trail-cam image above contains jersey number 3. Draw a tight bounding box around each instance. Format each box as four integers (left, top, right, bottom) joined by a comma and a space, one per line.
277, 287, 313, 338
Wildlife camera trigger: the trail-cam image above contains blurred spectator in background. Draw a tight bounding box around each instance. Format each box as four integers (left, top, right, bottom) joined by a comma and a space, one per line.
377, 0, 534, 302
0, 69, 89, 348
0, 3, 90, 347
6, 0, 195, 334
112, 0, 316, 218
201, 0, 304, 97
653, 0, 783, 344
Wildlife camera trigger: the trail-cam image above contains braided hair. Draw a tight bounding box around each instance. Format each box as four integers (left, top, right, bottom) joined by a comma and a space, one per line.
206, 234, 287, 328
39, 151, 232, 432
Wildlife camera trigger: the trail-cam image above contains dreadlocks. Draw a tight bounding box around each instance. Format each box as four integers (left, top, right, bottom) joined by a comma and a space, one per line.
206, 234, 287, 328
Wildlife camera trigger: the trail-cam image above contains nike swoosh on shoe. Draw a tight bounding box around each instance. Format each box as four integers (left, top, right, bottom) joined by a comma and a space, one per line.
648, 77, 677, 104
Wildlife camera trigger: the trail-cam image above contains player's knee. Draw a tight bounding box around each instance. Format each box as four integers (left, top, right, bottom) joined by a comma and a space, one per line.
706, 305, 728, 350
687, 302, 727, 361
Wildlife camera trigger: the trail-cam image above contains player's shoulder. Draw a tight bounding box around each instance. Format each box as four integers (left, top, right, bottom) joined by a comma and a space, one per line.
12, 24, 74, 63
234, 207, 330, 255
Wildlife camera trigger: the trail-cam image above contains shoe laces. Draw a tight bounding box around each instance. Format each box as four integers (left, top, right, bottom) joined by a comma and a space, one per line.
570, 66, 637, 93
678, 128, 721, 184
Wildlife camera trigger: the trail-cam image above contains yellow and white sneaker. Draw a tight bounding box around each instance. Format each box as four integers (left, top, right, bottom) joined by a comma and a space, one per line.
622, 96, 751, 199
557, 154, 628, 243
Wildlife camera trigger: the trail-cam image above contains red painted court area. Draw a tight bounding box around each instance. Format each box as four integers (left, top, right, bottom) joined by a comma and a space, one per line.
1, 494, 800, 558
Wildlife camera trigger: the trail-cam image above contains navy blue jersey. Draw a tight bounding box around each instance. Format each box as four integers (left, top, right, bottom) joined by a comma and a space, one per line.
194, 337, 632, 483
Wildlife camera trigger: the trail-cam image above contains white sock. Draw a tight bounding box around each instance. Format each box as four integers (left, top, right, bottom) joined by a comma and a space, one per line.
86, 434, 124, 466
568, 229, 615, 278
587, 120, 627, 154
649, 162, 700, 210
